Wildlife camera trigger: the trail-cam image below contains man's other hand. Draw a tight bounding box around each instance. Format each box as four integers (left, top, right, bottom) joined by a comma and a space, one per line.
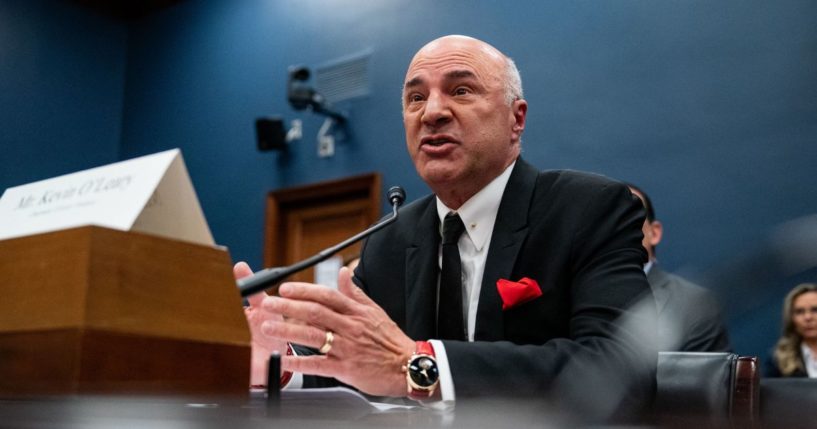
234, 261, 290, 387
264, 267, 416, 397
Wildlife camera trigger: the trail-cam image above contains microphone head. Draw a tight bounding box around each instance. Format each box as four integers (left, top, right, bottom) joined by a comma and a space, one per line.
387, 186, 406, 207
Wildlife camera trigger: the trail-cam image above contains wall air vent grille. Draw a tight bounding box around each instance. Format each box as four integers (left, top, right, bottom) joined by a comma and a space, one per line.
315, 51, 371, 103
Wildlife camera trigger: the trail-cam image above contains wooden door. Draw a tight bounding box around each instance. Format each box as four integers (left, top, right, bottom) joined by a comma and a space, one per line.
264, 173, 381, 284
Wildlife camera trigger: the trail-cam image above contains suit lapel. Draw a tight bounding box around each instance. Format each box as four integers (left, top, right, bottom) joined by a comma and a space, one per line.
473, 159, 537, 341
404, 198, 441, 341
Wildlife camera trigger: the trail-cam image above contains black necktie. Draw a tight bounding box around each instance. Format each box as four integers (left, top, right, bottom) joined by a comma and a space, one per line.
438, 213, 466, 340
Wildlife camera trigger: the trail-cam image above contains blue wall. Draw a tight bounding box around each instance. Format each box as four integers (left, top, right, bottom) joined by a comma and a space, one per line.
3, 0, 817, 360
0, 0, 126, 188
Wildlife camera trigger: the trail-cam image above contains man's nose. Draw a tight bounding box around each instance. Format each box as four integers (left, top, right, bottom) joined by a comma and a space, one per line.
421, 91, 452, 128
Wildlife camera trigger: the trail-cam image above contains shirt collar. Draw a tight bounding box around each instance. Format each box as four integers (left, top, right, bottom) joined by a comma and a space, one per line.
436, 161, 516, 251
802, 343, 815, 362
644, 260, 654, 274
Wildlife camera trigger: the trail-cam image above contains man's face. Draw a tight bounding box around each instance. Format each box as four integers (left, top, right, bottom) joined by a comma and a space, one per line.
792, 291, 817, 341
401, 37, 526, 200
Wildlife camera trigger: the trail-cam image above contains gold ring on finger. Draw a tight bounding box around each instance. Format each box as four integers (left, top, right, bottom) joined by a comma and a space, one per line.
319, 330, 334, 354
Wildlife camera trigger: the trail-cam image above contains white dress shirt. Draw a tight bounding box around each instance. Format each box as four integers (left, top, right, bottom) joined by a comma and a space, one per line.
801, 343, 817, 378
427, 161, 515, 408
643, 260, 654, 274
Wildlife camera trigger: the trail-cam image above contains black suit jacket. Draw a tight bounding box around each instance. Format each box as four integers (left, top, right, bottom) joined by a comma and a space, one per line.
647, 265, 732, 352
353, 159, 656, 419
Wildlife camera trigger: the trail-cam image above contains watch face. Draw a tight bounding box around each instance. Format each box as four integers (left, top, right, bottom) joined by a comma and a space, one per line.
408, 355, 439, 388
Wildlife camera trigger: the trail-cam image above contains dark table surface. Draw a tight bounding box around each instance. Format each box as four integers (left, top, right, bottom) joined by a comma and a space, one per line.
5, 381, 816, 429
0, 389, 576, 429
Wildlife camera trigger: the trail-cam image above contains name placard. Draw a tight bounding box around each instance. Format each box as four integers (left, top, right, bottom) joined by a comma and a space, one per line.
0, 149, 214, 246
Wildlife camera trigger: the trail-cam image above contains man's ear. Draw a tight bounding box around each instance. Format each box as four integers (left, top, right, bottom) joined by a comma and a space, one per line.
648, 220, 663, 247
511, 99, 527, 138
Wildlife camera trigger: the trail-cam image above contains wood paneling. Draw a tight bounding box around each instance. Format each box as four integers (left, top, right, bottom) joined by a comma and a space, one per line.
264, 173, 381, 284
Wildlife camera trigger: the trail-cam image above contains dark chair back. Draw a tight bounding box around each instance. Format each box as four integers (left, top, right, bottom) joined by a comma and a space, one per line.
655, 352, 759, 428
760, 378, 817, 429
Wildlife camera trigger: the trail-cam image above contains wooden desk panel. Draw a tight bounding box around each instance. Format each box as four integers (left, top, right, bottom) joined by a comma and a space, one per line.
0, 227, 250, 397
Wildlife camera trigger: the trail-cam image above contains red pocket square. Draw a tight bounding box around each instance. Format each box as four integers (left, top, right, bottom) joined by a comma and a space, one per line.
496, 277, 543, 310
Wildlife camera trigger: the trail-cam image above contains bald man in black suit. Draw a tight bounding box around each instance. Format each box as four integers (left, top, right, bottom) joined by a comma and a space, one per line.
237, 35, 657, 422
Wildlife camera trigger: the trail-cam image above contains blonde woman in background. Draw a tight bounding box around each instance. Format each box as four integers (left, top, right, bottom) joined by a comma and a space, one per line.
766, 283, 817, 377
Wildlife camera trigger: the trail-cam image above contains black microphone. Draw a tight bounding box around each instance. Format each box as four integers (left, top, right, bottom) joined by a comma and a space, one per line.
238, 186, 406, 297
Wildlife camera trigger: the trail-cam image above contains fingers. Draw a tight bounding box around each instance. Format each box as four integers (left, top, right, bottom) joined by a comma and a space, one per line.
338, 267, 378, 307
278, 281, 358, 315
233, 261, 253, 279
261, 319, 334, 353
276, 268, 378, 316
337, 267, 356, 298
263, 295, 354, 334
234, 262, 265, 308
247, 293, 265, 309
266, 268, 414, 398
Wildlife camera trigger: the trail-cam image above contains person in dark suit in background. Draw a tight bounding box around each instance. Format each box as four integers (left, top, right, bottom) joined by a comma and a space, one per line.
626, 183, 732, 352
236, 35, 656, 422
766, 283, 817, 377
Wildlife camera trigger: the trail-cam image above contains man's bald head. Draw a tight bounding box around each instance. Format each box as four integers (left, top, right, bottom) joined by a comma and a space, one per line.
407, 35, 523, 106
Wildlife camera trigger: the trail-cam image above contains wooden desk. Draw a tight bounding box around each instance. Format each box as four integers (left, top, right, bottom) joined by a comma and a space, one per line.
0, 227, 250, 396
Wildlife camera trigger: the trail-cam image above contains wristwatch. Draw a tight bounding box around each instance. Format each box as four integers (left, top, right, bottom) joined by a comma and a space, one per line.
405, 341, 439, 400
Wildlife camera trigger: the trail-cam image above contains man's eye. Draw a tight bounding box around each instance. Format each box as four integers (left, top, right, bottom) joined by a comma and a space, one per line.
407, 93, 424, 103
453, 87, 470, 96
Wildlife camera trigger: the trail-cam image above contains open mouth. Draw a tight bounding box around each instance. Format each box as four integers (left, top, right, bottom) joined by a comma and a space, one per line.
421, 135, 457, 147
425, 138, 450, 146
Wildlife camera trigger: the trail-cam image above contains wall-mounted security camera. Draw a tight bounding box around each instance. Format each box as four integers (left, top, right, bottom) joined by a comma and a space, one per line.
287, 66, 316, 111
256, 65, 350, 157
286, 65, 346, 123
284, 65, 349, 157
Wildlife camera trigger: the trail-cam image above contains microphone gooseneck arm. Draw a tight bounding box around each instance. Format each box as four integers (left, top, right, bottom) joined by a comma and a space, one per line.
237, 186, 406, 298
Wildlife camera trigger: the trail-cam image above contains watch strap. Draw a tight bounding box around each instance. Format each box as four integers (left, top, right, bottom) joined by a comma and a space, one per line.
415, 340, 435, 357
406, 340, 438, 400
